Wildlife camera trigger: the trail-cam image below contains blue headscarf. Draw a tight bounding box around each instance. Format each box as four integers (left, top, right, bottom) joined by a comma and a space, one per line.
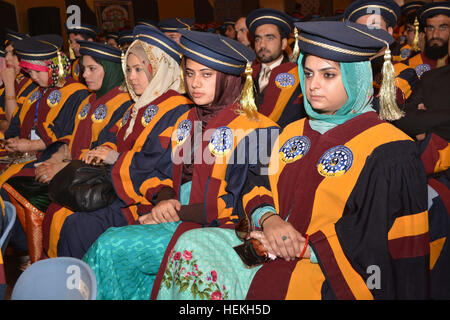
298, 52, 376, 133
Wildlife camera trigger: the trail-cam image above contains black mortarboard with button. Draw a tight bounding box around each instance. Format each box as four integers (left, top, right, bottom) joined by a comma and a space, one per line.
118, 29, 134, 45
78, 40, 122, 63
133, 25, 182, 64
178, 29, 255, 75
417, 1, 450, 25
344, 0, 401, 28
65, 22, 98, 39
295, 20, 403, 120
4, 28, 30, 44
158, 18, 195, 32
246, 8, 294, 39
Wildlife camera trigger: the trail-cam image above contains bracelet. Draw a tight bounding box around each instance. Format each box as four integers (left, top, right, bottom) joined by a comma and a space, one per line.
260, 212, 277, 229
5, 95, 15, 101
298, 234, 310, 259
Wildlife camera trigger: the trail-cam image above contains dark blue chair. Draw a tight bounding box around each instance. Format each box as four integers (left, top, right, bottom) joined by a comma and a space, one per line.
11, 257, 97, 300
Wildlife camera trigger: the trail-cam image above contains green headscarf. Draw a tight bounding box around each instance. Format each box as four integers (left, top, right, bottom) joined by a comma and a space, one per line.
82, 56, 125, 98
298, 52, 375, 134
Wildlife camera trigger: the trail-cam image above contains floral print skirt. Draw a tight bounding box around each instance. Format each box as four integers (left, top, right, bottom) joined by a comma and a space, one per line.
156, 227, 262, 300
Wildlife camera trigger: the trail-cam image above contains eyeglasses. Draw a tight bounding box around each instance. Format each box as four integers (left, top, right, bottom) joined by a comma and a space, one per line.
233, 217, 271, 268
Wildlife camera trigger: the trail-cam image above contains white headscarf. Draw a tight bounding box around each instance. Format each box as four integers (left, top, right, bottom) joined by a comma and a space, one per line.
122, 39, 183, 138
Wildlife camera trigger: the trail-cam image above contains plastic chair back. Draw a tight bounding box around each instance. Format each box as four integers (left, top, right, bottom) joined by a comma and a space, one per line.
11, 257, 97, 300
0, 201, 16, 257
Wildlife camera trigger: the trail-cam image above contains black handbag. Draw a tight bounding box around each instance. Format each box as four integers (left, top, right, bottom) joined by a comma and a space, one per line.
48, 160, 117, 212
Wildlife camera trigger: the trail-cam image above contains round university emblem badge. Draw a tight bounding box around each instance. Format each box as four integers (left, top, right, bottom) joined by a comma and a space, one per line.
28, 90, 41, 104
91, 104, 108, 122
78, 103, 91, 120
279, 136, 310, 163
317, 145, 353, 177
415, 63, 431, 77
209, 126, 234, 157
275, 72, 295, 89
176, 119, 192, 145
47, 90, 62, 108
121, 108, 131, 127
141, 105, 159, 126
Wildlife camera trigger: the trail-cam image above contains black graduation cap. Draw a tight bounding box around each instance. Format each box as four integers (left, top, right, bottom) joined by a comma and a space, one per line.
158, 18, 195, 32
13, 37, 60, 60
223, 19, 236, 26
344, 0, 401, 28
118, 29, 134, 45
178, 29, 255, 75
136, 19, 158, 29
65, 22, 98, 39
295, 20, 393, 62
179, 29, 258, 117
401, 1, 425, 17
133, 25, 182, 64
295, 20, 403, 120
246, 8, 294, 38
417, 1, 450, 25
33, 34, 63, 50
105, 32, 119, 40
4, 28, 30, 44
78, 40, 122, 63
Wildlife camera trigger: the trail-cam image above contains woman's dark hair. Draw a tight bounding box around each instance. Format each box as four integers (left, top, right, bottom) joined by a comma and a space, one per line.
182, 58, 244, 108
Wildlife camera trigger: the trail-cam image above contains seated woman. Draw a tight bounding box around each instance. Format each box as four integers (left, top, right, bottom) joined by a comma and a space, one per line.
43, 25, 193, 259
34, 41, 132, 184
0, 29, 37, 132
0, 35, 89, 187
82, 30, 279, 300
153, 21, 430, 300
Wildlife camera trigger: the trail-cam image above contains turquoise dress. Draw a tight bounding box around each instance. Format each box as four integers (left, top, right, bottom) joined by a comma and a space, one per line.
156, 227, 262, 300
82, 182, 191, 300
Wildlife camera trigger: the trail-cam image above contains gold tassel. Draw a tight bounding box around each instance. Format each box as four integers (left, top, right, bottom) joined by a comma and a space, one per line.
179, 57, 186, 94
219, 39, 258, 120
378, 48, 404, 121
290, 27, 300, 63
239, 61, 258, 120
56, 50, 66, 87
68, 40, 76, 60
412, 17, 420, 52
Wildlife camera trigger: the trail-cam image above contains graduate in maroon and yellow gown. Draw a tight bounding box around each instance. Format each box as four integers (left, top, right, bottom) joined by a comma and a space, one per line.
0, 35, 89, 187
343, 0, 420, 105
42, 26, 193, 259
403, 2, 449, 78
65, 23, 98, 83
246, 9, 306, 128
0, 35, 89, 264
33, 41, 132, 184
81, 30, 279, 300
153, 21, 429, 300
0, 29, 38, 134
